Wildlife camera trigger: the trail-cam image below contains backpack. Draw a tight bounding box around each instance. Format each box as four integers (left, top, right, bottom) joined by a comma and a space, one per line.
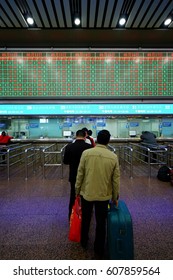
157, 166, 171, 182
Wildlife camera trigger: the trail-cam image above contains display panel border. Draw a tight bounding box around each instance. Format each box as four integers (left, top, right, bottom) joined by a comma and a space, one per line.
1, 51, 173, 100
0, 103, 173, 116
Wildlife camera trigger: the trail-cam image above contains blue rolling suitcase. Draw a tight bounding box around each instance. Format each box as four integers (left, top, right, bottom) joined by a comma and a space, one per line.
107, 200, 134, 260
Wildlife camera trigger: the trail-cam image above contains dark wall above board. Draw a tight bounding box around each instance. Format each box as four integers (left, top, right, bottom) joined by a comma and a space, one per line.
0, 29, 173, 49
1, 0, 173, 48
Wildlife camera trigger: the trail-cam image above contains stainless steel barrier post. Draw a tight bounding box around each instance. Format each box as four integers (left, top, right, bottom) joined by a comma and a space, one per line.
7, 150, 10, 180
122, 145, 133, 178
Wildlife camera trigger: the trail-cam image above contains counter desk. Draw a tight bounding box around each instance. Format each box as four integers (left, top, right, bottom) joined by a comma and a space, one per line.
10, 137, 173, 148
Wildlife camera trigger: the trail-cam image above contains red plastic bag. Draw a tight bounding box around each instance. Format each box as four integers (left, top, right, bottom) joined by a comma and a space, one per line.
68, 196, 82, 242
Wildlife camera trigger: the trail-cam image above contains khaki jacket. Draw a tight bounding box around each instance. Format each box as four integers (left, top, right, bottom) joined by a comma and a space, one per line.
75, 144, 120, 201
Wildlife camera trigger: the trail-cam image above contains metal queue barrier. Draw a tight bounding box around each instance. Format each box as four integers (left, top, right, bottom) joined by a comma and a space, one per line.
0, 143, 32, 179
1, 143, 68, 180
108, 144, 122, 165
108, 144, 116, 153
42, 144, 67, 179
167, 144, 173, 167
129, 143, 168, 177
25, 146, 44, 180
0, 143, 19, 165
108, 144, 121, 160
119, 145, 133, 178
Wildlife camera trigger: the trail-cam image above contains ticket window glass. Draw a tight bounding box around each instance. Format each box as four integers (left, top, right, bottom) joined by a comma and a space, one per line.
118, 121, 128, 138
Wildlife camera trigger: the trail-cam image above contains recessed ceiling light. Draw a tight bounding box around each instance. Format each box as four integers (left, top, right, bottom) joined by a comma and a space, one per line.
26, 17, 34, 25
119, 17, 126, 26
74, 17, 80, 26
164, 17, 172, 26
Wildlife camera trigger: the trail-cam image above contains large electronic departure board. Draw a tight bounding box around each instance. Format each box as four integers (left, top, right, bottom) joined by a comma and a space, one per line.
0, 52, 173, 99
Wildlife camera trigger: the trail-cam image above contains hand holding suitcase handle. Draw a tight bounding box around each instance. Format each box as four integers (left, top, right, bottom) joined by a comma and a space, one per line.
111, 194, 119, 207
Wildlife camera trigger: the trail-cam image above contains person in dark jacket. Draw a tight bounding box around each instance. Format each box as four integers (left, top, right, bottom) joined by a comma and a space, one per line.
140, 131, 158, 162
140, 131, 157, 146
63, 130, 92, 219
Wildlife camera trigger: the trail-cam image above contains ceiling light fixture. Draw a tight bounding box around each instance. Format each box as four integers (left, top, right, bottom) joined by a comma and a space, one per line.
74, 13, 80, 26
164, 17, 172, 26
119, 16, 126, 26
74, 16, 80, 26
26, 16, 34, 25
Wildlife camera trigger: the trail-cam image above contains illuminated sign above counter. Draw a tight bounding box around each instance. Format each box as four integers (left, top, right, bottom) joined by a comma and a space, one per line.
0, 104, 173, 116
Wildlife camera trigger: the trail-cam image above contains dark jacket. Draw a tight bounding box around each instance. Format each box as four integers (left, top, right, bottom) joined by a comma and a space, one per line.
140, 131, 157, 146
63, 139, 91, 183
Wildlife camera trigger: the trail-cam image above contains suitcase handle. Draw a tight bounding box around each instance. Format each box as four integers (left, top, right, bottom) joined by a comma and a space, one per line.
108, 202, 119, 211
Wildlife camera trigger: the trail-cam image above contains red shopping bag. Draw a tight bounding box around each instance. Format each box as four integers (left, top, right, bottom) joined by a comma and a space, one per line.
68, 196, 82, 242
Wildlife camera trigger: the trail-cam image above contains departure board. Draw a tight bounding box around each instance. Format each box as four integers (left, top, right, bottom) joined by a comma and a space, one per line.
0, 52, 173, 99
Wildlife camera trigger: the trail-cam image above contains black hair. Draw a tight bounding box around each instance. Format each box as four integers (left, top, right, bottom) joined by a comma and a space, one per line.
1, 131, 6, 136
97, 129, 111, 145
81, 127, 89, 137
76, 130, 86, 138
88, 130, 92, 136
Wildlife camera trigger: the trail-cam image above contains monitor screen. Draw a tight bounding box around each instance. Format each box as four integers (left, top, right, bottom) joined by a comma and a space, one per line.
129, 130, 136, 137
63, 131, 72, 137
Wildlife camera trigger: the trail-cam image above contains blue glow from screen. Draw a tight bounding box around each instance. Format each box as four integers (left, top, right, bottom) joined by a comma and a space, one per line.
0, 104, 173, 115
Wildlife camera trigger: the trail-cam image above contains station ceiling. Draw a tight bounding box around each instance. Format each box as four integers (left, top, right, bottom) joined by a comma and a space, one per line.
0, 0, 173, 49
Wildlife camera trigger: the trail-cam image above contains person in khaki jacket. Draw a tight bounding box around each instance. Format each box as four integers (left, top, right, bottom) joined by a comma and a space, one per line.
75, 129, 120, 259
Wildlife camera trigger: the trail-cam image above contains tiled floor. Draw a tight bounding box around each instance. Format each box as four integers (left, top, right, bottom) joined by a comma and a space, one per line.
0, 163, 173, 260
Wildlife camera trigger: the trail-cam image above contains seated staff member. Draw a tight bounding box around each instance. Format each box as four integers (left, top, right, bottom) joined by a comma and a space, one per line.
140, 131, 158, 146
140, 131, 158, 162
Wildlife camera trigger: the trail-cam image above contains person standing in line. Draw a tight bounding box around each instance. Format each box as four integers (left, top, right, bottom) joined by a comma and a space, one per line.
81, 127, 94, 146
88, 129, 96, 147
63, 130, 92, 220
75, 129, 120, 259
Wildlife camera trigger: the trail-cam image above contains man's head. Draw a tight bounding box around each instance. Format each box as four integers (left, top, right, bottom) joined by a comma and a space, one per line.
97, 130, 111, 145
1, 131, 6, 136
76, 130, 86, 139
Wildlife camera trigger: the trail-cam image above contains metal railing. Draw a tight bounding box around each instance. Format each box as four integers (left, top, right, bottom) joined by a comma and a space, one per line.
167, 145, 173, 167
0, 143, 32, 179
108, 144, 121, 162
25, 146, 43, 180
0, 143, 19, 164
108, 144, 116, 153
129, 143, 168, 177
120, 145, 133, 178
42, 144, 67, 178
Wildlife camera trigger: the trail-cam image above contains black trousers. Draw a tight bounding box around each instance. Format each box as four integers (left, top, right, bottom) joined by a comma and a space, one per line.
81, 196, 109, 256
69, 181, 76, 220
